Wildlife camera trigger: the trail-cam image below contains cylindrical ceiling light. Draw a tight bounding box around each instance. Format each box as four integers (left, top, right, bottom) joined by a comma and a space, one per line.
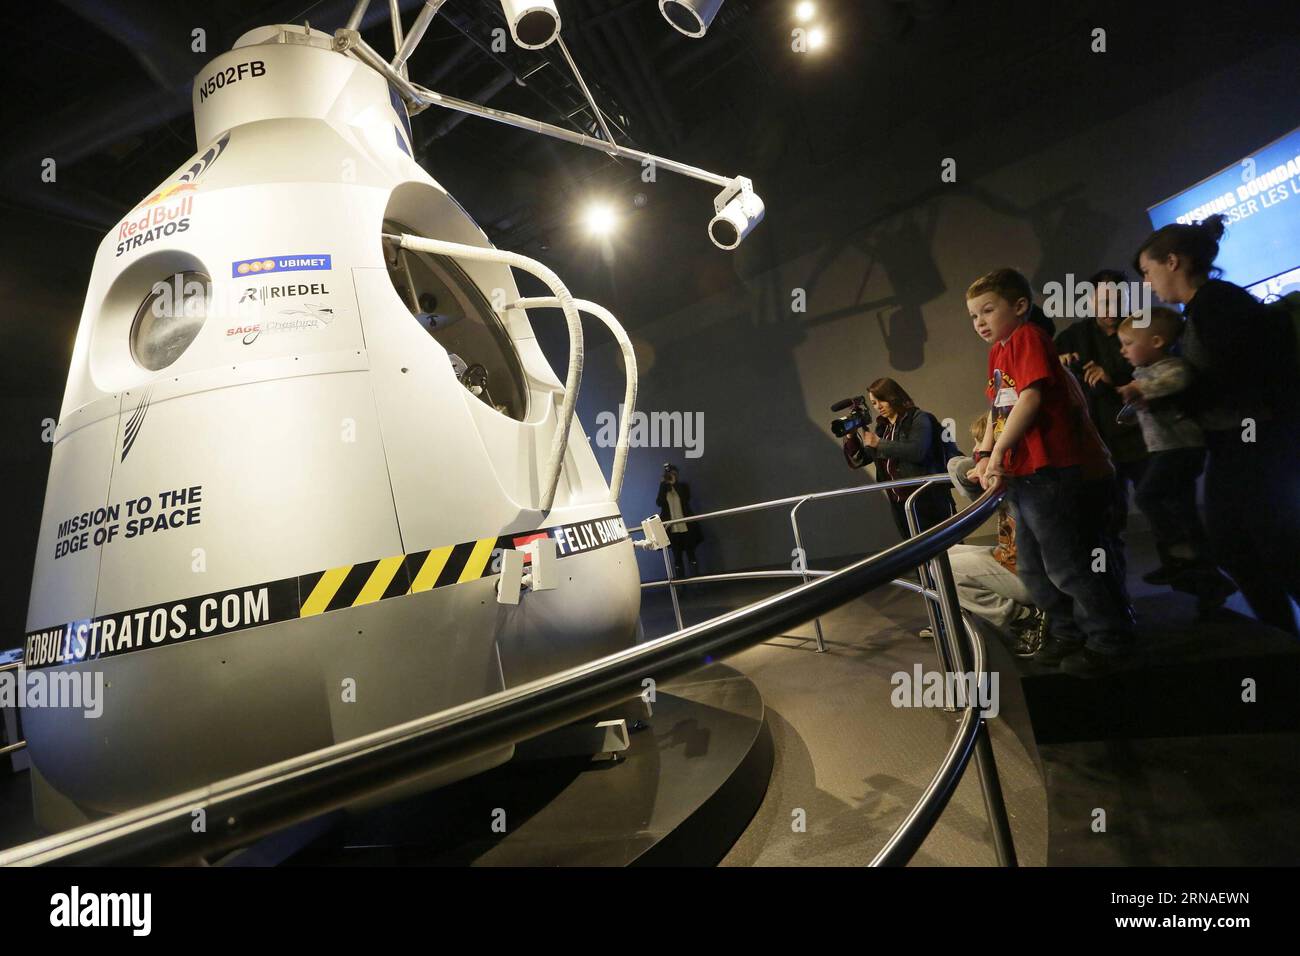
499, 0, 561, 49
709, 178, 764, 250
659, 0, 725, 39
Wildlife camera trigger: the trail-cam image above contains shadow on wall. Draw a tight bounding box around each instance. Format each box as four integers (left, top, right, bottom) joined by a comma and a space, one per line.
582, 178, 1130, 582
795, 184, 1122, 366
961, 183, 1123, 298
799, 203, 946, 372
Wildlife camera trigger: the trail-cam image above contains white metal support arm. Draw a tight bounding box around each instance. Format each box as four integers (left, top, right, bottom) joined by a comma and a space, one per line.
510, 296, 637, 501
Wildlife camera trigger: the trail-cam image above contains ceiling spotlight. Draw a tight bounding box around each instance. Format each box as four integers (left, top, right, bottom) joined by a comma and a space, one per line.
794, 1, 816, 22
709, 178, 764, 250
659, 0, 725, 39
499, 0, 561, 50
584, 202, 619, 237
807, 26, 827, 50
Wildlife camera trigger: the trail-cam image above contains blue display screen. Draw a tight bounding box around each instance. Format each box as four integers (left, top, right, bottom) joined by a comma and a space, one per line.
1147, 125, 1300, 289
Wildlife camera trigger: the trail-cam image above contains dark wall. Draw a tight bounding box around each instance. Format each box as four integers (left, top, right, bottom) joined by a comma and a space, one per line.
562, 38, 1300, 581
0, 217, 99, 645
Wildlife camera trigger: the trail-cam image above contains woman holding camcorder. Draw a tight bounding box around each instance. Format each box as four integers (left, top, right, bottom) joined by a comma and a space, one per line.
840, 377, 957, 541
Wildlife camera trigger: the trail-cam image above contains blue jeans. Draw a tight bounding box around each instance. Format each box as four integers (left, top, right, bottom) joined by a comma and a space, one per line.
1082, 474, 1133, 611
1005, 465, 1135, 655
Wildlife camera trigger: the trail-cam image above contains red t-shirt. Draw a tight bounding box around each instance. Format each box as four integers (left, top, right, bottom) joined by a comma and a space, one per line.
986, 322, 1101, 477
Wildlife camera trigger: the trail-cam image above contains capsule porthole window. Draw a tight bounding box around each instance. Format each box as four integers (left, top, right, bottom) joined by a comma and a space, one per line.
129, 270, 210, 371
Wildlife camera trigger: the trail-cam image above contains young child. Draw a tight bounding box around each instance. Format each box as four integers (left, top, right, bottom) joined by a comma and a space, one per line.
1115, 308, 1235, 609
965, 268, 1135, 675
948, 415, 1045, 657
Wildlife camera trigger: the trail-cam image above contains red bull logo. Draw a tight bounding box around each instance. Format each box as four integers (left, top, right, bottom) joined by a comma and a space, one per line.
113, 132, 230, 256
114, 197, 193, 258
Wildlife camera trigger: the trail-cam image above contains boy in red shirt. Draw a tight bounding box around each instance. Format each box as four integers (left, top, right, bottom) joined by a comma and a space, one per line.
965, 269, 1135, 674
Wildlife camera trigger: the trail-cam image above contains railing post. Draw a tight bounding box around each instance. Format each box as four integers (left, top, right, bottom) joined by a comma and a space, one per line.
930, 549, 1018, 867
905, 481, 957, 709
662, 547, 684, 633
790, 498, 827, 653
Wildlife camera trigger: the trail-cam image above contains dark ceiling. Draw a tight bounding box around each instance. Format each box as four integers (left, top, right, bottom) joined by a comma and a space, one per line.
1, 0, 1297, 318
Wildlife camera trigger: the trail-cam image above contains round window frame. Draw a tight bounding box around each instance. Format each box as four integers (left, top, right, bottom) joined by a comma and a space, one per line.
128, 270, 212, 372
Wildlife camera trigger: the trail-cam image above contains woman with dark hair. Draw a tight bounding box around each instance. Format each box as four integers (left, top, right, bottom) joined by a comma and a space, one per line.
1134, 214, 1300, 635
853, 377, 956, 540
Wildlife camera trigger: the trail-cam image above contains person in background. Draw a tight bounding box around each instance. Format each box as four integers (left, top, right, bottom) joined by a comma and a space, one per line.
947, 415, 1046, 657
1135, 214, 1300, 636
657, 464, 702, 578
1055, 271, 1147, 621
1037, 270, 1141, 621
1115, 309, 1235, 610
1055, 268, 1150, 514
852, 377, 956, 540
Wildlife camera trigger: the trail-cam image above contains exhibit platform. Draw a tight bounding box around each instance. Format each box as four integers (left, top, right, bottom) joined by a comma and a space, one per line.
282, 663, 773, 866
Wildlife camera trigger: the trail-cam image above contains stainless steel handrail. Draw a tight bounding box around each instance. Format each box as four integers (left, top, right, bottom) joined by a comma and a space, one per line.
870, 607, 988, 866
636, 473, 946, 531
906, 479, 956, 693
1, 658, 26, 756
0, 486, 1005, 867
644, 564, 1012, 865
637, 472, 1016, 866
644, 473, 974, 652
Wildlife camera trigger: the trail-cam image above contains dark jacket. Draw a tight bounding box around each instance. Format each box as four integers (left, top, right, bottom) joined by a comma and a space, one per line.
1181, 279, 1300, 429
1054, 318, 1148, 464
656, 480, 703, 545
865, 407, 952, 502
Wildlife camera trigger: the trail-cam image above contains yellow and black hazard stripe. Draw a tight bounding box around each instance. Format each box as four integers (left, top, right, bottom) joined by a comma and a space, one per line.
23, 514, 631, 669
296, 533, 502, 618
298, 555, 410, 618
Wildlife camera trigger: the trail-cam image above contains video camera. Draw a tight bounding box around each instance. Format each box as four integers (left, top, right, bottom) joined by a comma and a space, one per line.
830, 396, 873, 438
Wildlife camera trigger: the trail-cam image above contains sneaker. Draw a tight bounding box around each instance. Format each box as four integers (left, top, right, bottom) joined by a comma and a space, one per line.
918, 627, 935, 640
1009, 608, 1047, 658
1032, 634, 1084, 667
